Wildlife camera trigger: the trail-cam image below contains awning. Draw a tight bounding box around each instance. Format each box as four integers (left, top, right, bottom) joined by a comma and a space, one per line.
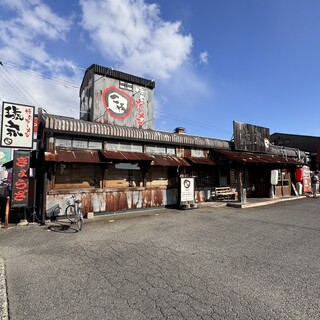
150, 155, 190, 166
100, 150, 153, 162
45, 150, 103, 163
185, 157, 216, 165
2, 160, 13, 169
213, 149, 304, 165
3, 150, 37, 168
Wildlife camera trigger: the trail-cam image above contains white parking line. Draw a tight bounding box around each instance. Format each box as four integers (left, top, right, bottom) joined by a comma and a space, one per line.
0, 257, 8, 320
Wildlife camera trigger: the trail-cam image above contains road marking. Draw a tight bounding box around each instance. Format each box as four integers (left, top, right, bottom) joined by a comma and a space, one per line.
0, 257, 8, 320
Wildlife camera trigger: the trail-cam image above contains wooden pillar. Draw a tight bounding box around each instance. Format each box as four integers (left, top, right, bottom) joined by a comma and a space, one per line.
236, 167, 246, 203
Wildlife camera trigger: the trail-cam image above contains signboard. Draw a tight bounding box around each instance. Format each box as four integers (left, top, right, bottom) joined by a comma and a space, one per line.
270, 170, 279, 185
233, 121, 270, 153
33, 116, 38, 133
11, 150, 30, 207
115, 163, 139, 170
1, 102, 35, 149
180, 178, 195, 202
302, 165, 312, 193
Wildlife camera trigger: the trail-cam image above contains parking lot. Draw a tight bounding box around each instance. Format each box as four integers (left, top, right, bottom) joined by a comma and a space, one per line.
1, 197, 320, 320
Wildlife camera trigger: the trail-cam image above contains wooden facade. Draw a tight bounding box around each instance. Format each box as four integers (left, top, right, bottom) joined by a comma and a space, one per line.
31, 110, 307, 222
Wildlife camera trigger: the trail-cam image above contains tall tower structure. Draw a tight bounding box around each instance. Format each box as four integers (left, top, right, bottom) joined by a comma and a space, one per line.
79, 64, 155, 129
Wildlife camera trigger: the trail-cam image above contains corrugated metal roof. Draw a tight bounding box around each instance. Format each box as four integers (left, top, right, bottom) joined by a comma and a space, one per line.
100, 150, 153, 161
44, 150, 201, 167
213, 150, 304, 165
43, 114, 231, 149
150, 155, 190, 166
185, 157, 216, 165
45, 150, 102, 163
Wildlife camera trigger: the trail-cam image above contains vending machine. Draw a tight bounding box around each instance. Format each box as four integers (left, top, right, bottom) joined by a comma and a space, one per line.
296, 166, 311, 194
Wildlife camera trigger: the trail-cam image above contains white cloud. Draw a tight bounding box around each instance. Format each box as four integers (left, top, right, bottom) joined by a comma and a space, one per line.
80, 0, 193, 79
0, 0, 73, 68
0, 0, 80, 116
0, 0, 205, 122
0, 65, 80, 118
199, 51, 209, 65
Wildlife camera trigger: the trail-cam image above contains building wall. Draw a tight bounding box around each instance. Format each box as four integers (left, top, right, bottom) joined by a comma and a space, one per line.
80, 65, 154, 129
46, 187, 178, 218
271, 133, 319, 153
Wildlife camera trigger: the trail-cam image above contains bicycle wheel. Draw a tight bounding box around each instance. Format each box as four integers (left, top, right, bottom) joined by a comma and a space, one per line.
65, 205, 77, 223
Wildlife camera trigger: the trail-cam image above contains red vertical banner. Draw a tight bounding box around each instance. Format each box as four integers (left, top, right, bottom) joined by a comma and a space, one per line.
33, 116, 38, 133
11, 150, 30, 207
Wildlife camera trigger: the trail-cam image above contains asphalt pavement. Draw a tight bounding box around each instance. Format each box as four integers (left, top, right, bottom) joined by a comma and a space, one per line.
1, 195, 320, 319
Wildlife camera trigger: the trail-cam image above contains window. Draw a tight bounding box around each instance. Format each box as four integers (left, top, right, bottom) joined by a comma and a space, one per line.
55, 139, 72, 147
145, 145, 176, 155
54, 163, 102, 188
105, 142, 143, 152
103, 164, 143, 187
191, 149, 204, 157
73, 140, 88, 148
88, 141, 103, 149
186, 166, 215, 187
119, 81, 133, 91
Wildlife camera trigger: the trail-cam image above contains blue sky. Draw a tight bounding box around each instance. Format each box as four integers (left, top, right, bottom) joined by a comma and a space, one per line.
0, 0, 320, 141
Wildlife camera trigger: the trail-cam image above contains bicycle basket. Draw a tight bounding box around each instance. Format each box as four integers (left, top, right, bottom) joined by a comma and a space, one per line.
46, 204, 61, 218
66, 197, 75, 206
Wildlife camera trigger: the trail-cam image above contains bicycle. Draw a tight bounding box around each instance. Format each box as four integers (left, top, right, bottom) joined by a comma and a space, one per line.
65, 194, 84, 232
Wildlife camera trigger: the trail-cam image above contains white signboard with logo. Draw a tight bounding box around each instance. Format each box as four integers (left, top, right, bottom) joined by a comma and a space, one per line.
180, 178, 195, 202
0, 102, 35, 149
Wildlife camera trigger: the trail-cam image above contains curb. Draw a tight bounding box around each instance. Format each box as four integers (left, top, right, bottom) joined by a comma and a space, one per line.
226, 196, 306, 208
0, 257, 8, 320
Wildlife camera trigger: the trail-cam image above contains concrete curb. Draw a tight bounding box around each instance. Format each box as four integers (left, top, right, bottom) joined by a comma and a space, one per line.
226, 195, 307, 208
0, 257, 8, 320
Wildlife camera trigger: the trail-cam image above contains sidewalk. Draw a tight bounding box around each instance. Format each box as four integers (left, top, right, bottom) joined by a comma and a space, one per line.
199, 194, 308, 209
1, 194, 311, 229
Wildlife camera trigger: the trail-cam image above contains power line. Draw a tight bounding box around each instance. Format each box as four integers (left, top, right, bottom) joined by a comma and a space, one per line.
0, 60, 231, 137
1, 62, 42, 104
0, 66, 38, 107
0, 59, 80, 89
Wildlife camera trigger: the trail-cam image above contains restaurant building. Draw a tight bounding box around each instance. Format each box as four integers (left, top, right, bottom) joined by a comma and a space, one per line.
1, 64, 309, 222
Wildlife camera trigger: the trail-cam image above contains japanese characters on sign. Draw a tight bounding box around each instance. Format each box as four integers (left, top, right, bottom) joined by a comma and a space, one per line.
11, 150, 30, 207
102, 86, 132, 120
233, 121, 270, 153
1, 102, 35, 149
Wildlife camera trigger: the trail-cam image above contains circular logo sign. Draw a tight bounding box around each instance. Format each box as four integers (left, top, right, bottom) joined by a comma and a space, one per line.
184, 179, 191, 188
102, 86, 132, 120
264, 138, 270, 149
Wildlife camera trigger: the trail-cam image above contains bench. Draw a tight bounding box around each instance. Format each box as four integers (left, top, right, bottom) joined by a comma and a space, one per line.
211, 187, 237, 201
